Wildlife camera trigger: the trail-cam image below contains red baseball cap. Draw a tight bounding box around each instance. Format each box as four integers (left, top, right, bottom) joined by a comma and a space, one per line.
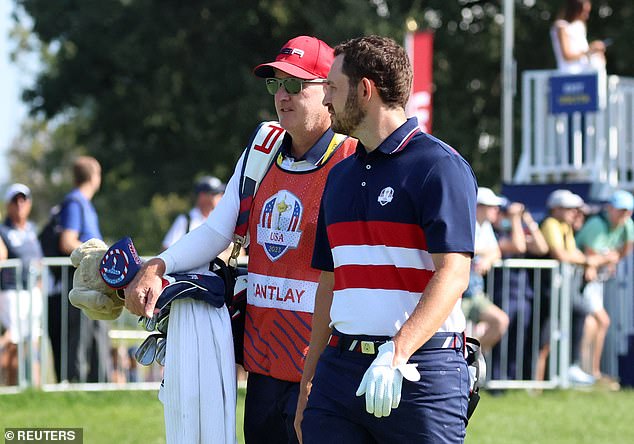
253, 36, 334, 80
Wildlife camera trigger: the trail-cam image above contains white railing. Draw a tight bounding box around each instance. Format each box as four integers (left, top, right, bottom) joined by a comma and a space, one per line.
0, 258, 163, 393
516, 70, 634, 191
2, 256, 634, 392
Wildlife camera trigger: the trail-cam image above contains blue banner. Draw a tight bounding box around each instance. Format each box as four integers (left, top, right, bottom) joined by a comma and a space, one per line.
549, 73, 599, 114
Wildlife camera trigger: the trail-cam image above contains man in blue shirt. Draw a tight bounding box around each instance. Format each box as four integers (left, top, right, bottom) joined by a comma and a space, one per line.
47, 156, 111, 383
296, 36, 477, 443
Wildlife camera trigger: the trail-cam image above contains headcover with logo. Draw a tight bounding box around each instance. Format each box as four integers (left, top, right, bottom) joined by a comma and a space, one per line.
100, 237, 144, 289
99, 237, 226, 309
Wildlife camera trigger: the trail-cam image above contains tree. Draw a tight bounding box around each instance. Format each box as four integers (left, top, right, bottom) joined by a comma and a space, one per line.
9, 0, 634, 251
11, 0, 408, 251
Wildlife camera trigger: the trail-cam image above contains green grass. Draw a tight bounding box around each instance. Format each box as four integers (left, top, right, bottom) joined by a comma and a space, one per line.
1, 388, 633, 443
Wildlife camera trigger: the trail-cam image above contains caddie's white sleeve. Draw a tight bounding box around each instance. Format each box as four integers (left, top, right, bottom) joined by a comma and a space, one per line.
159, 152, 245, 274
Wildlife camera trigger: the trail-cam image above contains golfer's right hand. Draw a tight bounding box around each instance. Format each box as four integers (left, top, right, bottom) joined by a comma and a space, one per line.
294, 383, 310, 443
124, 258, 166, 318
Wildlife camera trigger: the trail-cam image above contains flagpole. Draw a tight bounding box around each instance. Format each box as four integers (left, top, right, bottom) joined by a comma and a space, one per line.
502, 0, 515, 183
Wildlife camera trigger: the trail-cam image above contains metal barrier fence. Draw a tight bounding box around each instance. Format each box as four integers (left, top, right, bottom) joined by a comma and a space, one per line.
484, 257, 633, 390
0, 258, 162, 393
483, 259, 574, 390
515, 70, 634, 189
1, 257, 633, 392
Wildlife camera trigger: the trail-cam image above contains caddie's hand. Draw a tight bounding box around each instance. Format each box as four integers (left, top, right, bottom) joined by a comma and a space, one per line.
355, 341, 420, 418
124, 258, 166, 318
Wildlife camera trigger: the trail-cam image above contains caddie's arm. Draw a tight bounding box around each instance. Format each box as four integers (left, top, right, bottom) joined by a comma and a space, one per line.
391, 252, 471, 366
294, 271, 334, 444
125, 156, 245, 317
124, 258, 166, 318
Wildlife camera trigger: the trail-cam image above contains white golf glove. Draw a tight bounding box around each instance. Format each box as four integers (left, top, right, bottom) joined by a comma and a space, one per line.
355, 341, 420, 418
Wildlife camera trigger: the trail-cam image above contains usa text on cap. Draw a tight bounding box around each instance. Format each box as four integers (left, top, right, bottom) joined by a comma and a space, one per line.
253, 36, 334, 80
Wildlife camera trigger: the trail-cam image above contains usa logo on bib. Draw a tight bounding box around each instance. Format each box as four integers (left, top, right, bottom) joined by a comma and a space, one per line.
256, 190, 303, 261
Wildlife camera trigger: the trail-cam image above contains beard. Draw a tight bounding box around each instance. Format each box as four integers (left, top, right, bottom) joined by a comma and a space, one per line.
331, 90, 366, 135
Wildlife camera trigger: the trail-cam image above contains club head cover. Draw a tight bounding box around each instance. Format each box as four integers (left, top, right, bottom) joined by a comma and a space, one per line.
100, 237, 143, 289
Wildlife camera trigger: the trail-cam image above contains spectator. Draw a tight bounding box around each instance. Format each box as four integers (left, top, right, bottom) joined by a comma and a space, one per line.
493, 200, 549, 379
538, 189, 600, 385
47, 156, 112, 383
551, 0, 607, 163
463, 187, 509, 351
551, 0, 606, 73
576, 190, 634, 388
0, 184, 44, 386
161, 175, 240, 269
162, 176, 225, 250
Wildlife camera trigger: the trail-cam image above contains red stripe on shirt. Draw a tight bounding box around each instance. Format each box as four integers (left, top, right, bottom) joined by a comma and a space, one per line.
334, 264, 434, 293
327, 221, 427, 250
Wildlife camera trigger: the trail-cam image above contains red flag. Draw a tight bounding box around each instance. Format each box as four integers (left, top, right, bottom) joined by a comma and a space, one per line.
405, 32, 434, 133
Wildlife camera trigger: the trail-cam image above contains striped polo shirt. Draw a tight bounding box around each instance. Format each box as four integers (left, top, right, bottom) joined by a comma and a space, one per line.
312, 117, 477, 336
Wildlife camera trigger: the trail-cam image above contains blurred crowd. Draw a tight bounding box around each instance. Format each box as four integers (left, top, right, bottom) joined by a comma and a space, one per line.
469, 186, 634, 390
2, 166, 633, 391
0, 160, 230, 387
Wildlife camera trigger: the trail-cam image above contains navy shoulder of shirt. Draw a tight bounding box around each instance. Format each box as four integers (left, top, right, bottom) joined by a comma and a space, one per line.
312, 118, 477, 272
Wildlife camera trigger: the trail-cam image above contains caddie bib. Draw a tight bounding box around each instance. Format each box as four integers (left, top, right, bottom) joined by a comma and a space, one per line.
243, 136, 356, 382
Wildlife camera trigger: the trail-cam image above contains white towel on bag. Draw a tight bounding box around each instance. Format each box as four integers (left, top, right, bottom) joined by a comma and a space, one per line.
159, 298, 237, 444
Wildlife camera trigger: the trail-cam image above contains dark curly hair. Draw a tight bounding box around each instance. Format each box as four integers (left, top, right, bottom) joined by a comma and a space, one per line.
334, 35, 412, 109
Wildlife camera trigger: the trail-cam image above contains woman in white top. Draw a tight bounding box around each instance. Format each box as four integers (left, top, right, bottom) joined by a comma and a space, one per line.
551, 0, 606, 73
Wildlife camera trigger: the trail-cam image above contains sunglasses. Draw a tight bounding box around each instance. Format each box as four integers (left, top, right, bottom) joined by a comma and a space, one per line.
265, 77, 328, 95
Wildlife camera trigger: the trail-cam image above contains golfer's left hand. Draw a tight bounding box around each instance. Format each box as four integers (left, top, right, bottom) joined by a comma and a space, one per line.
355, 341, 420, 418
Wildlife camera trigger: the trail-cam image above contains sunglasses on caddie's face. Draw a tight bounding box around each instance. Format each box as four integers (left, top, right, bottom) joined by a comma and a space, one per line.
265, 77, 328, 95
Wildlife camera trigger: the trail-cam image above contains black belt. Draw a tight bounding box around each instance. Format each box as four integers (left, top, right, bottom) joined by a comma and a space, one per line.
328, 330, 464, 356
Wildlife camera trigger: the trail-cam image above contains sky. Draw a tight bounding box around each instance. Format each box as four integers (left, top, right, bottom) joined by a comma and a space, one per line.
0, 0, 30, 188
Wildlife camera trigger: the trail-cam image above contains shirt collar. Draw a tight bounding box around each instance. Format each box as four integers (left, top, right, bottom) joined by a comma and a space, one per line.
279, 128, 336, 165
356, 117, 421, 156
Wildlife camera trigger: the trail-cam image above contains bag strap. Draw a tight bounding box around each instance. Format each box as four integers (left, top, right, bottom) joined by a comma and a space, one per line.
230, 121, 285, 267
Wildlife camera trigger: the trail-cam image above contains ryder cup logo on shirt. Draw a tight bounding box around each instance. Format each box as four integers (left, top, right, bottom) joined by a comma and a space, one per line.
378, 187, 394, 206
257, 190, 303, 261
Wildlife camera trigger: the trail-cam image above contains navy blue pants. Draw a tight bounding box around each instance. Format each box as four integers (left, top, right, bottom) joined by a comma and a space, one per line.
244, 372, 300, 444
302, 335, 469, 443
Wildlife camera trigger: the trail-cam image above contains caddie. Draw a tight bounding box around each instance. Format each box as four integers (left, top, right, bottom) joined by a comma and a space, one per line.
125, 35, 357, 444
295, 36, 477, 443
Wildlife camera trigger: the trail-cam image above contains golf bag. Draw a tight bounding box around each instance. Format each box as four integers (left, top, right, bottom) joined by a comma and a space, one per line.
210, 257, 247, 365
98, 237, 245, 366
465, 336, 486, 420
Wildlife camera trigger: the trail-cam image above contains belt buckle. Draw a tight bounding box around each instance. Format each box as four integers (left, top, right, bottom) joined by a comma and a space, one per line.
360, 341, 376, 354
